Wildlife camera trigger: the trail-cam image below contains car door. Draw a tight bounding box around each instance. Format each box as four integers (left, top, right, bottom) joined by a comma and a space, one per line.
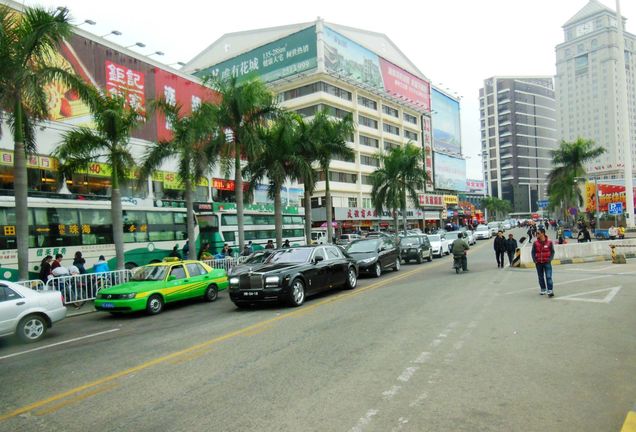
165, 265, 188, 302
185, 263, 207, 295
380, 238, 394, 269
306, 247, 330, 295
326, 246, 346, 287
0, 285, 24, 336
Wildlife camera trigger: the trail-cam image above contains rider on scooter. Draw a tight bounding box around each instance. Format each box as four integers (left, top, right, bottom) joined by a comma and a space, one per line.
451, 232, 470, 271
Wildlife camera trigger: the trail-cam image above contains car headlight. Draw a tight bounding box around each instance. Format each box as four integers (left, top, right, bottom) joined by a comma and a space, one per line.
265, 276, 280, 286
360, 257, 377, 264
229, 277, 239, 285
122, 293, 136, 299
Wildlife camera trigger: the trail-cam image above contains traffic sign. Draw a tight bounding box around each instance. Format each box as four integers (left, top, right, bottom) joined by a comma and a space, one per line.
608, 202, 623, 215
537, 199, 549, 209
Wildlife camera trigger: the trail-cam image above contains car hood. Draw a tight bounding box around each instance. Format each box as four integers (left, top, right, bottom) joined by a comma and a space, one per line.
253, 262, 308, 273
346, 251, 378, 262
229, 263, 268, 277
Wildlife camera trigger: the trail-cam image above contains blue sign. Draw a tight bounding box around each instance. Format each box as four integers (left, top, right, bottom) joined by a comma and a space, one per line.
608, 202, 623, 215
537, 199, 549, 209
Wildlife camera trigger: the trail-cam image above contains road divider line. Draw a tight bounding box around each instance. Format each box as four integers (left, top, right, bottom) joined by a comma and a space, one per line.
622, 408, 636, 432
33, 383, 119, 417
0, 329, 121, 361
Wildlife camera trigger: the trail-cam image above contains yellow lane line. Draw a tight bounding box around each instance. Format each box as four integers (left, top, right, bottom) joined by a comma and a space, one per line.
32, 383, 119, 417
0, 242, 476, 422
622, 411, 636, 432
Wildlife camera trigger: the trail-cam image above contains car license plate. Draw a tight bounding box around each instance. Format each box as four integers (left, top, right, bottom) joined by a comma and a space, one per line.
242, 291, 260, 298
101, 302, 115, 309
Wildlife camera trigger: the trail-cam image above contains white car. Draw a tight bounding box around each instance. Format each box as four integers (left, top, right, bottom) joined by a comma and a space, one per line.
426, 234, 450, 257
487, 222, 501, 235
465, 230, 477, 245
0, 281, 67, 343
474, 225, 492, 240
502, 221, 512, 230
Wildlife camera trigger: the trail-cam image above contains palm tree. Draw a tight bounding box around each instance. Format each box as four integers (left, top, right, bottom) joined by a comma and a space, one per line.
547, 138, 605, 221
139, 100, 219, 260
204, 75, 277, 251
54, 92, 144, 270
246, 113, 312, 247
295, 116, 319, 245
0, 6, 93, 279
371, 144, 427, 235
312, 110, 355, 243
480, 196, 511, 220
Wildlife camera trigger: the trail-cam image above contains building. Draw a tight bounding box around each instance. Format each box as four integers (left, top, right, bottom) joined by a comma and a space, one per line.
479, 76, 557, 213
555, 0, 636, 179
185, 20, 444, 231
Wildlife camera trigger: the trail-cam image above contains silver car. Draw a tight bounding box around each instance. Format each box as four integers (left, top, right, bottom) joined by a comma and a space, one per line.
0, 281, 67, 343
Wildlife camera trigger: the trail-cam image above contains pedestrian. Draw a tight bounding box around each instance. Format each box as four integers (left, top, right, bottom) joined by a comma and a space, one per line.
493, 231, 506, 268
282, 239, 291, 248
51, 253, 64, 271
93, 255, 110, 273
221, 244, 233, 257
608, 225, 618, 240
198, 243, 212, 260
618, 225, 626, 240
265, 240, 275, 249
183, 240, 190, 258
526, 225, 534, 241
531, 228, 555, 297
246, 241, 254, 254
556, 226, 565, 245
504, 233, 518, 265
38, 255, 53, 283
241, 244, 251, 256
73, 251, 87, 274
169, 244, 182, 259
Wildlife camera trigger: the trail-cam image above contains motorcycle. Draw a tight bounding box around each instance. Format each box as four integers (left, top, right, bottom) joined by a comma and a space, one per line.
452, 253, 467, 274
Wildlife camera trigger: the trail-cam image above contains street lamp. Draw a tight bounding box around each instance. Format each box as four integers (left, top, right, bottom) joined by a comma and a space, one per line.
145, 51, 164, 57
101, 30, 122, 38
170, 62, 186, 68
125, 42, 146, 49
76, 19, 96, 27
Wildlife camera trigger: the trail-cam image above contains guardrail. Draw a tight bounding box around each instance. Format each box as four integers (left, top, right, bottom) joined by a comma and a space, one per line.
44, 269, 133, 305
203, 256, 249, 272
15, 279, 46, 291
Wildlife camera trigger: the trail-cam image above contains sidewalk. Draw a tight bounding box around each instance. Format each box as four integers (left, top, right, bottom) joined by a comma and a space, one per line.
66, 301, 96, 317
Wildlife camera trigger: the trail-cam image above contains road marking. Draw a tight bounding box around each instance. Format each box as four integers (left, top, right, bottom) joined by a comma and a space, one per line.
33, 383, 119, 416
556, 286, 622, 303
350, 409, 379, 432
502, 274, 609, 295
0, 329, 120, 361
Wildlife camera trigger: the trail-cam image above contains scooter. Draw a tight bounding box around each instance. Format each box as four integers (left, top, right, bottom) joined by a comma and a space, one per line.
452, 254, 466, 274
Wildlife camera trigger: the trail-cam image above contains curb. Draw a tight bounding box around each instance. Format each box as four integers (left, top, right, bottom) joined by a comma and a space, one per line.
66, 301, 96, 318
622, 406, 636, 432
520, 255, 610, 268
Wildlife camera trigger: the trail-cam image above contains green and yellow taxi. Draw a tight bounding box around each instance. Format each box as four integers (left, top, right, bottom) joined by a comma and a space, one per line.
94, 259, 228, 315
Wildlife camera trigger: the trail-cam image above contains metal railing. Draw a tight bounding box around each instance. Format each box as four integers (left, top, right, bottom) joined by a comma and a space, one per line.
15, 279, 46, 291
203, 256, 249, 272
44, 269, 133, 305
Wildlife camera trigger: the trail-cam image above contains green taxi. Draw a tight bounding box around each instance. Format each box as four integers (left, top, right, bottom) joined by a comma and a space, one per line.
94, 259, 228, 315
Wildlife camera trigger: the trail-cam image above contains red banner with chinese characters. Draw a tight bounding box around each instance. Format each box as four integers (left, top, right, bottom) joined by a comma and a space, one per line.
418, 194, 444, 207
585, 181, 636, 212
212, 178, 249, 192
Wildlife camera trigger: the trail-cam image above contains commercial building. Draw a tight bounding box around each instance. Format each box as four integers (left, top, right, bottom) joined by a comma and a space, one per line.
479, 76, 557, 213
185, 20, 443, 231
555, 0, 636, 179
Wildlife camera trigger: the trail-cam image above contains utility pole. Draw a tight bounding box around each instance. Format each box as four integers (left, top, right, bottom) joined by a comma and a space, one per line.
616, 0, 635, 228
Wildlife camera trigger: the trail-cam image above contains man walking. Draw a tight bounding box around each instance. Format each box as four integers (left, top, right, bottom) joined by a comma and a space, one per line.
531, 228, 555, 297
493, 231, 506, 268
504, 233, 518, 265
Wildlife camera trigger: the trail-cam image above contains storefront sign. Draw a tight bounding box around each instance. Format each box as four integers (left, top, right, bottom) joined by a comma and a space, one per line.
585, 181, 636, 213
0, 151, 57, 170
105, 61, 146, 112
344, 208, 379, 220
418, 194, 444, 207
443, 195, 459, 205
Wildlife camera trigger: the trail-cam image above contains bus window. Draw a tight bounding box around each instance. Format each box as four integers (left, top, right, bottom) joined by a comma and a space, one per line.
221, 215, 238, 226
32, 208, 82, 247
0, 208, 18, 249
79, 209, 113, 245
146, 211, 174, 242
123, 211, 148, 243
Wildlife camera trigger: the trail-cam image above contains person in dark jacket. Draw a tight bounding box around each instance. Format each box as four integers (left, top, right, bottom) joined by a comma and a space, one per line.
73, 251, 87, 274
169, 245, 182, 259
493, 231, 507, 268
504, 233, 518, 265
531, 228, 556, 297
38, 255, 53, 283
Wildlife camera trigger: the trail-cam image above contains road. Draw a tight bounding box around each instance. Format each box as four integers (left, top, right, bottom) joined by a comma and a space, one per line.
1, 229, 635, 432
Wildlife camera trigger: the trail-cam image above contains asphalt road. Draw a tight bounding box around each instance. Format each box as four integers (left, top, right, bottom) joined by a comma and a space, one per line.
1, 229, 635, 432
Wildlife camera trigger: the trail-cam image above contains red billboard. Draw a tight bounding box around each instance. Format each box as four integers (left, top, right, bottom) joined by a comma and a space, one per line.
379, 58, 431, 110
585, 181, 636, 213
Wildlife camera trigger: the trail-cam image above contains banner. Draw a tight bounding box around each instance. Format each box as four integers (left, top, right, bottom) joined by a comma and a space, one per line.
323, 26, 430, 109
466, 178, 486, 194
585, 181, 636, 213
433, 152, 467, 192
431, 89, 461, 155
196, 26, 318, 84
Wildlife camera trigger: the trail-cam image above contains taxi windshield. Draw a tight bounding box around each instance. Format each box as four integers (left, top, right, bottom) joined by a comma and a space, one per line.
133, 265, 169, 281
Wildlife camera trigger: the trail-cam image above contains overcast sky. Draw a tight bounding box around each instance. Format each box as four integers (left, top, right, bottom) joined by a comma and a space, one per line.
22, 0, 636, 179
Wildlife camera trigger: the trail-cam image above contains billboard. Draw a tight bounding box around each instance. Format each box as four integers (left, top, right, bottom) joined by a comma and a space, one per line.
431, 89, 461, 155
323, 27, 430, 110
584, 181, 636, 213
195, 26, 318, 84
43, 32, 216, 142
466, 179, 486, 194
433, 152, 467, 192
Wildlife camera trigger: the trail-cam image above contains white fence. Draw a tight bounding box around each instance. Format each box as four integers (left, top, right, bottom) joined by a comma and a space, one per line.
15, 279, 45, 291
203, 256, 249, 272
44, 269, 133, 305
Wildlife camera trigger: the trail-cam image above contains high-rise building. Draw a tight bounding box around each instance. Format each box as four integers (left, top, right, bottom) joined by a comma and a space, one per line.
480, 77, 557, 213
555, 0, 636, 179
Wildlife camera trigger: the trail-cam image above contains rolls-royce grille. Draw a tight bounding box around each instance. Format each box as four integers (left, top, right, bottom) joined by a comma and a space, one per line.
239, 274, 264, 290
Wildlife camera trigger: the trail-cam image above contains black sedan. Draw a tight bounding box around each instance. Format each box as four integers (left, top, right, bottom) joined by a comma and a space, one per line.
228, 250, 274, 277
344, 237, 400, 278
399, 235, 433, 264
228, 245, 358, 308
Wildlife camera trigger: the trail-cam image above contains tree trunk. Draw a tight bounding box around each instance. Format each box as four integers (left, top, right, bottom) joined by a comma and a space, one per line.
304, 184, 312, 245
14, 106, 29, 280
393, 209, 399, 234
401, 188, 408, 236
111, 172, 125, 270
185, 178, 196, 260
325, 168, 333, 244
274, 186, 283, 248
234, 141, 245, 251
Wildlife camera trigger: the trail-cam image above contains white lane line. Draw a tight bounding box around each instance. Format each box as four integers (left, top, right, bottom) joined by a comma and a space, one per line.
350, 409, 379, 432
555, 286, 622, 304
382, 386, 401, 401
0, 329, 120, 361
502, 274, 609, 295
397, 367, 419, 383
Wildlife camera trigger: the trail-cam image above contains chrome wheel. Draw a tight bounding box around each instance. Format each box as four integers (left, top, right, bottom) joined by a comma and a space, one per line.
374, 263, 382, 278
289, 279, 305, 306
394, 258, 400, 271
346, 268, 357, 289
20, 316, 45, 342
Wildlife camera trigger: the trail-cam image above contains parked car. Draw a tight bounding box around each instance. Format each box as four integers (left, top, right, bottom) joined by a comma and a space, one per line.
0, 281, 67, 343
310, 230, 328, 245
228, 245, 358, 308
399, 235, 432, 264
502, 221, 512, 230
426, 234, 450, 257
465, 230, 477, 245
474, 225, 492, 240
345, 237, 400, 277
94, 259, 228, 315
336, 233, 361, 246
487, 222, 502, 235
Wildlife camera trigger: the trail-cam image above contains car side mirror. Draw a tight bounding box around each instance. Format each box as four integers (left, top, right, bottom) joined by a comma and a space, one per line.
314, 255, 324, 264
168, 275, 176, 281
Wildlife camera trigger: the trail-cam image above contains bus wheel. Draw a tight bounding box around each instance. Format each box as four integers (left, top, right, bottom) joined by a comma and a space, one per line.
125, 262, 138, 270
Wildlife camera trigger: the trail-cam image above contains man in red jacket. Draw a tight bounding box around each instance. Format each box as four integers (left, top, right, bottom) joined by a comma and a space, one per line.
531, 228, 555, 297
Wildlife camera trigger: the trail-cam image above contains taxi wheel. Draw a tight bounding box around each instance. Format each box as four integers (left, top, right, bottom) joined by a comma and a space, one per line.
204, 284, 218, 302
146, 294, 164, 315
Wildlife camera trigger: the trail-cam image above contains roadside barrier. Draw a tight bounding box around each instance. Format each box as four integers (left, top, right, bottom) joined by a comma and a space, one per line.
15, 279, 46, 291
44, 269, 133, 305
511, 248, 521, 267
203, 256, 249, 272
609, 243, 636, 264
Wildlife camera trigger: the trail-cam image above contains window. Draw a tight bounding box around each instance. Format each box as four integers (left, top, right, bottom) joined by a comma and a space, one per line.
79, 209, 114, 245
333, 152, 355, 163
296, 104, 351, 119
575, 54, 588, 70
317, 171, 358, 184
384, 141, 399, 151
360, 175, 374, 185
358, 115, 378, 129
404, 130, 418, 141
360, 155, 380, 167
313, 248, 327, 261
169, 265, 186, 280
123, 211, 148, 243
281, 82, 352, 102
357, 95, 377, 110
326, 247, 343, 260
383, 123, 400, 135
403, 112, 417, 124
32, 208, 82, 248
382, 105, 399, 117
359, 135, 379, 148
186, 263, 205, 277
362, 198, 372, 208
0, 285, 21, 302
348, 197, 358, 207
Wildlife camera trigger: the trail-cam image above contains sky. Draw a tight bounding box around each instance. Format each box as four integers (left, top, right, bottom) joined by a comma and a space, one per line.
20, 0, 636, 179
